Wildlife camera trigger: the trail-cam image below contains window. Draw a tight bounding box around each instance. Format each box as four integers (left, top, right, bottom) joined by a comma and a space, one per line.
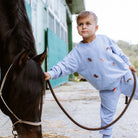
56, 20, 60, 37
48, 12, 54, 32
47, 0, 68, 44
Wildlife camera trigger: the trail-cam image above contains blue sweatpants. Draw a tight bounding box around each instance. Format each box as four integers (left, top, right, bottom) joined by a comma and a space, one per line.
99, 71, 138, 137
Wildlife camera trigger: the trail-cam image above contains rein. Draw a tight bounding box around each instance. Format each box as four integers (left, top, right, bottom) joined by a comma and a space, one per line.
47, 71, 136, 131
0, 64, 41, 129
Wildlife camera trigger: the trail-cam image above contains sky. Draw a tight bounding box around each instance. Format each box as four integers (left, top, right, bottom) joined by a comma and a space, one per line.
73, 0, 138, 44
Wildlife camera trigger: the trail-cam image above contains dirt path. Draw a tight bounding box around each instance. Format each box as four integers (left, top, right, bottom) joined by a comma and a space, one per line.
0, 81, 138, 138
42, 81, 138, 138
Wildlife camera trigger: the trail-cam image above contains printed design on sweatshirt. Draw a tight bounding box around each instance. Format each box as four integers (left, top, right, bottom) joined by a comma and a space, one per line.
94, 74, 98, 78
112, 62, 115, 66
127, 78, 131, 83
113, 88, 116, 92
88, 58, 92, 62
106, 47, 111, 51
100, 58, 104, 62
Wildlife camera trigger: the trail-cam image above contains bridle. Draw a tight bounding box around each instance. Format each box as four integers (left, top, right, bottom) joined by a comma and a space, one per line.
47, 71, 136, 131
0, 64, 41, 136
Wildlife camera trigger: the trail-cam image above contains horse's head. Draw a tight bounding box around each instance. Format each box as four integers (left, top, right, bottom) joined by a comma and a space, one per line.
0, 50, 46, 138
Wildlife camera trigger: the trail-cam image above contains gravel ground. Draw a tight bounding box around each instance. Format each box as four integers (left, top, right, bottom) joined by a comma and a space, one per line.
0, 81, 138, 138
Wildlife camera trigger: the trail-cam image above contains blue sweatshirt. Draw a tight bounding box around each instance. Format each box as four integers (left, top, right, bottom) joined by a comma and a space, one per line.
48, 35, 132, 90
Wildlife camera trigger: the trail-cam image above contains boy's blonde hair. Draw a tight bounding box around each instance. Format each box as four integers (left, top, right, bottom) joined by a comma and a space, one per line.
76, 11, 98, 25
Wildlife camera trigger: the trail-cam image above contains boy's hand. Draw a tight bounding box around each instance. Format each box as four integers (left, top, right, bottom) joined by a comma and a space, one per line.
129, 65, 136, 72
44, 72, 51, 80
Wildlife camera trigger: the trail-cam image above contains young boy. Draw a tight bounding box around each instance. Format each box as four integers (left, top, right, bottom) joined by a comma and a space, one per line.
44, 11, 138, 138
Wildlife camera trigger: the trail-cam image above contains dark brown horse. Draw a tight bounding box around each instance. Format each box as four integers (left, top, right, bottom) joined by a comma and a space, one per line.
0, 0, 46, 137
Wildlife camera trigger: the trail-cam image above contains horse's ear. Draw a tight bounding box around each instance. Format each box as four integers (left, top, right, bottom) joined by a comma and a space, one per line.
18, 51, 29, 68
33, 51, 46, 65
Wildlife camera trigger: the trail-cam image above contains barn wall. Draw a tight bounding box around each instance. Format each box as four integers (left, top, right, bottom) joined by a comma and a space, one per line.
47, 28, 68, 87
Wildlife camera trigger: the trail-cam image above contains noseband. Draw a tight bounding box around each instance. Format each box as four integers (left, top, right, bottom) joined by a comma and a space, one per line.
0, 64, 41, 132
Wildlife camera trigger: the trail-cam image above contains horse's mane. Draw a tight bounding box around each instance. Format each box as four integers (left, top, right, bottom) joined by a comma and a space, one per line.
0, 0, 36, 60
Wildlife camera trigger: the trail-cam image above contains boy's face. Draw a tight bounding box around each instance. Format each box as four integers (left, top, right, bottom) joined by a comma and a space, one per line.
77, 15, 98, 43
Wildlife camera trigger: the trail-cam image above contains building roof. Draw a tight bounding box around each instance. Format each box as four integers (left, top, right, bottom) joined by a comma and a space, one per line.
66, 0, 85, 14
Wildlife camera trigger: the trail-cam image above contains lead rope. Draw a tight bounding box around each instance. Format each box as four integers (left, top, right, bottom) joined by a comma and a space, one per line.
125, 96, 128, 104
0, 64, 42, 136
47, 71, 136, 131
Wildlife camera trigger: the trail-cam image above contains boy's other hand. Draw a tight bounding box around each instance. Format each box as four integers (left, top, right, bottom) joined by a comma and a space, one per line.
44, 72, 51, 80
129, 65, 136, 72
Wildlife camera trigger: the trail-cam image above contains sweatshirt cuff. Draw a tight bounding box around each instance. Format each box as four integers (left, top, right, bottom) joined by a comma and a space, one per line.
47, 70, 55, 79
